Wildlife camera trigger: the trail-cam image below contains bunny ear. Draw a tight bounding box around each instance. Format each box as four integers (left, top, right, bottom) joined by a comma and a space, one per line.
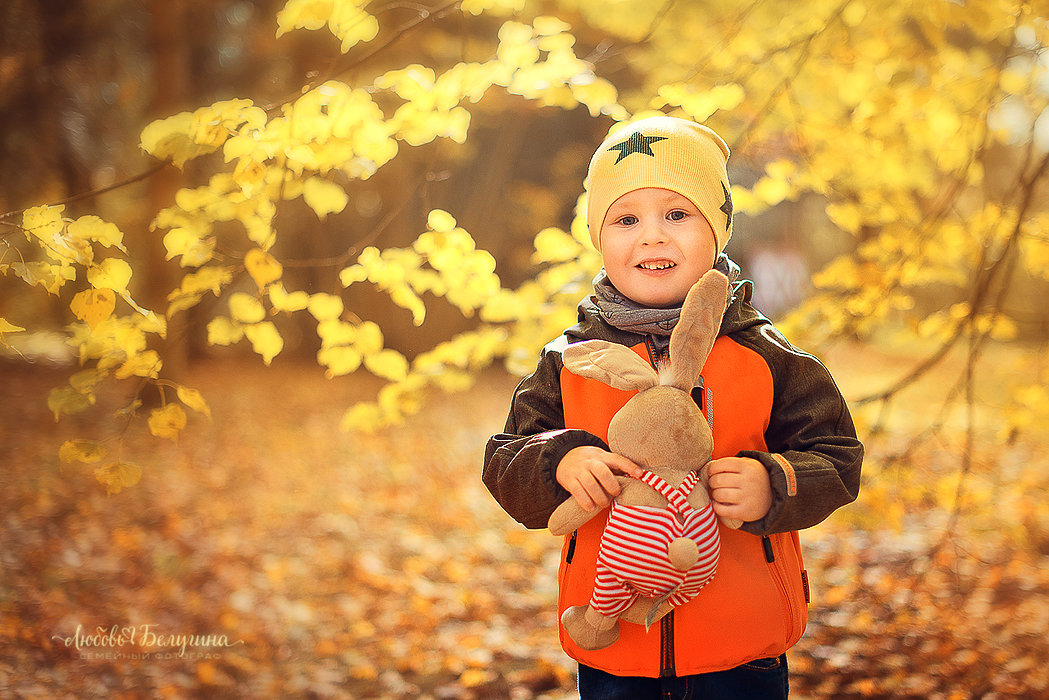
666, 269, 729, 391
562, 340, 659, 391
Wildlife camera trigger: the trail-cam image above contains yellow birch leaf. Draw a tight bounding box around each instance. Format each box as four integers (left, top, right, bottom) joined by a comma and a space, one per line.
176, 385, 212, 418
229, 293, 267, 323
0, 318, 25, 347
329, 4, 379, 52
70, 288, 116, 329
532, 226, 580, 264
364, 348, 409, 381
307, 293, 344, 321
355, 321, 384, 354
140, 112, 204, 168
47, 386, 93, 420
302, 177, 348, 219
59, 439, 108, 464
163, 227, 216, 267
207, 316, 244, 345
87, 258, 133, 294
148, 403, 187, 442
318, 345, 362, 377
244, 321, 283, 364
245, 248, 283, 290
276, 0, 333, 37
269, 284, 310, 312
389, 285, 426, 326
115, 349, 162, 379
94, 461, 143, 495
22, 204, 65, 243
427, 209, 457, 233
68, 215, 126, 251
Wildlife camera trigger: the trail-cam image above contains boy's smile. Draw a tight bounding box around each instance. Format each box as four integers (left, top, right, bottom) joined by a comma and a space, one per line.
599, 187, 717, 308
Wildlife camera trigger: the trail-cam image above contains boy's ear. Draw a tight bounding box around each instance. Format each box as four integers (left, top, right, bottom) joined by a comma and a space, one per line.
666, 269, 729, 390
562, 340, 659, 391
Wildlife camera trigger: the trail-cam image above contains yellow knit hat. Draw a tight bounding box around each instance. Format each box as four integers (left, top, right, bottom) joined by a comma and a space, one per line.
585, 115, 733, 253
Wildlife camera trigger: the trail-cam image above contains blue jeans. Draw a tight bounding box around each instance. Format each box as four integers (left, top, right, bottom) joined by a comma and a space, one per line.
577, 655, 789, 700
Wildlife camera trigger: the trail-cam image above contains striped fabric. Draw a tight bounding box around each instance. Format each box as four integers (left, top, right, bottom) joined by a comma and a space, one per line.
590, 470, 720, 618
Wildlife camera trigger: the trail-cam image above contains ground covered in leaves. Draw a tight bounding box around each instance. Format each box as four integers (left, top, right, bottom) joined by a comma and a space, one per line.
1, 342, 1048, 699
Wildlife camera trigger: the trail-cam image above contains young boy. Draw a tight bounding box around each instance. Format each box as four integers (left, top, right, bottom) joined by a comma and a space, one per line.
482, 115, 863, 699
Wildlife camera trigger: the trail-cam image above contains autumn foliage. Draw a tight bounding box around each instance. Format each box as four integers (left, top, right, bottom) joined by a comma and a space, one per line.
2, 0, 1049, 697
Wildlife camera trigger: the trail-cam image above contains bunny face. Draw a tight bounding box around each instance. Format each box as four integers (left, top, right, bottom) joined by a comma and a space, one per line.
608, 386, 713, 473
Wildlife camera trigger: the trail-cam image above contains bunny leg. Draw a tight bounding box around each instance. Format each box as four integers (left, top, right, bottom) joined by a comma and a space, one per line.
561, 605, 621, 650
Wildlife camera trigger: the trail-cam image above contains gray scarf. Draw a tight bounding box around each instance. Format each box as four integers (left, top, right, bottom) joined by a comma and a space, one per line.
592, 253, 740, 337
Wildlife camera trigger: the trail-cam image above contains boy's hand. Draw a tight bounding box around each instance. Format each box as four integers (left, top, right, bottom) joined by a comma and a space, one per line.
705, 457, 773, 523
556, 446, 643, 513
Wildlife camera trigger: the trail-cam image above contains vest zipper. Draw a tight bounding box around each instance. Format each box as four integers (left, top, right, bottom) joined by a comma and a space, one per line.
659, 610, 675, 677
565, 531, 577, 564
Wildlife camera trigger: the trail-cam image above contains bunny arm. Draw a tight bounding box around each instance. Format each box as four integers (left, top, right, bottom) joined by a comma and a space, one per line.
562, 340, 659, 391
548, 476, 635, 535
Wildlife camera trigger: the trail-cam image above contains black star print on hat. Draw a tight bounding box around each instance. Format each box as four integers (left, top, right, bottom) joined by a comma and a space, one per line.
608, 131, 668, 164
720, 182, 733, 230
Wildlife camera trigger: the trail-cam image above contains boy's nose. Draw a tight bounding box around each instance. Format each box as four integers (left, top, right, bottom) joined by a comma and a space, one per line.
639, 220, 668, 245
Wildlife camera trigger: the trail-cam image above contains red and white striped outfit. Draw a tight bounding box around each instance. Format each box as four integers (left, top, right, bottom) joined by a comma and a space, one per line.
590, 470, 720, 618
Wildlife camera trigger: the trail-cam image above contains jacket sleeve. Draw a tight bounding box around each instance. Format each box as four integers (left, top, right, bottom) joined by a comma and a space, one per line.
736, 329, 863, 536
482, 346, 609, 529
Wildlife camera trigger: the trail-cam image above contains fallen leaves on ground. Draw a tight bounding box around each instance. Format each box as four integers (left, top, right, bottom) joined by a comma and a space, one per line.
1, 345, 1047, 699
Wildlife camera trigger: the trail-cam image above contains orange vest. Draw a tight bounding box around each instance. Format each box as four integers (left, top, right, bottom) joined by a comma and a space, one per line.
557, 336, 808, 676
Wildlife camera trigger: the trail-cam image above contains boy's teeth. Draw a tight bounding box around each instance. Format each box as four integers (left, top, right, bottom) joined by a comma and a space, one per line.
639, 261, 675, 270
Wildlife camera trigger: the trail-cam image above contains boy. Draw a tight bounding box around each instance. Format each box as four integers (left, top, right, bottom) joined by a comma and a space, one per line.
482, 115, 863, 699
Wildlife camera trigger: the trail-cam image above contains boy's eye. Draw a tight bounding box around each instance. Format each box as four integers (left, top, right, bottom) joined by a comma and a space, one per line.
667, 210, 688, 221
617, 215, 639, 226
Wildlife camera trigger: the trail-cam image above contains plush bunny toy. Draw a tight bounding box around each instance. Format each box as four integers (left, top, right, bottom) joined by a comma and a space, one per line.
547, 269, 742, 651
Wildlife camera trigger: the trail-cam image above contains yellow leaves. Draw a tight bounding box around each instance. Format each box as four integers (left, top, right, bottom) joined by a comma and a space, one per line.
86, 258, 133, 295
0, 318, 25, 346
149, 403, 187, 442
426, 208, 456, 233
167, 266, 234, 316
327, 2, 379, 53
301, 177, 348, 219
22, 204, 66, 246
244, 249, 283, 291
140, 99, 266, 168
244, 322, 284, 365
460, 0, 525, 16
276, 0, 378, 53
59, 439, 108, 464
94, 461, 143, 495
68, 215, 126, 252
115, 349, 162, 380
655, 82, 745, 122
269, 284, 310, 313
229, 293, 267, 324
163, 223, 216, 268
176, 385, 212, 419
306, 293, 344, 321
364, 349, 409, 382
70, 289, 116, 330
532, 227, 582, 264
208, 316, 244, 346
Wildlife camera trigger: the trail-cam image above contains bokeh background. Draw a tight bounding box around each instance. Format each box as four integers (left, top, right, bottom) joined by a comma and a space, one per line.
2, 1, 1048, 698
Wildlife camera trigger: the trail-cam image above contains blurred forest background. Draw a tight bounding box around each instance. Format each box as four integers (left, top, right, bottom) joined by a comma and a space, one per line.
2, 0, 1049, 698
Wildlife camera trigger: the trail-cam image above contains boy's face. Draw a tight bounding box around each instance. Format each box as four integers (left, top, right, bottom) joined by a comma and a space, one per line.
599, 187, 717, 308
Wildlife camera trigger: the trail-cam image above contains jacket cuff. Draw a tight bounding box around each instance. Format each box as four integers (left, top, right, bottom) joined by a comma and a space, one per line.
736, 450, 796, 535
539, 429, 610, 502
